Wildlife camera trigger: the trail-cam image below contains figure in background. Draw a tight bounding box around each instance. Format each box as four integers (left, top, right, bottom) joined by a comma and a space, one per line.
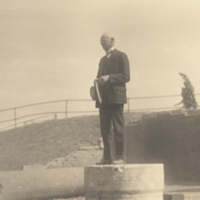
175, 73, 198, 109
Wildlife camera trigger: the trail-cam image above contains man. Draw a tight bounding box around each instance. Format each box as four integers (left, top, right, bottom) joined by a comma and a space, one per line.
94, 33, 130, 165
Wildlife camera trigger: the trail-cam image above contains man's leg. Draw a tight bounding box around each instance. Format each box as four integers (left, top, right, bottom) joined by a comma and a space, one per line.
99, 105, 116, 163
110, 104, 126, 162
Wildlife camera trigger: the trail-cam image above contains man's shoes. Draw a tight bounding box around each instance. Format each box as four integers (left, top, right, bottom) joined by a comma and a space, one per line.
96, 158, 111, 165
112, 159, 126, 165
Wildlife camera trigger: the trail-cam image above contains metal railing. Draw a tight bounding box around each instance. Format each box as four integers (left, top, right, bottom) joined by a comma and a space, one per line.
0, 93, 199, 132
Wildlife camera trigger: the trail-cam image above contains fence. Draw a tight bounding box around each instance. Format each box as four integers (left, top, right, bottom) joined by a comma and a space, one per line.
0, 94, 199, 132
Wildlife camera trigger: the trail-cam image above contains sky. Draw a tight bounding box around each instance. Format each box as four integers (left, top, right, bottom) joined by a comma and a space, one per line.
1, 0, 200, 126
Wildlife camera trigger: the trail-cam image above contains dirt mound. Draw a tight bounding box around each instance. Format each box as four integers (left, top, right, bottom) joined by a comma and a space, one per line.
23, 147, 103, 170
0, 113, 142, 171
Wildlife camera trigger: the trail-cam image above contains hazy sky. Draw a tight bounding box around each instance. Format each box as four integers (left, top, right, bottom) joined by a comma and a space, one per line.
1, 0, 200, 113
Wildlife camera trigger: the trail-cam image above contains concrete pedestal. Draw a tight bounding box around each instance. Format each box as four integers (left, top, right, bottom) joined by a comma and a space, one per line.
84, 164, 164, 200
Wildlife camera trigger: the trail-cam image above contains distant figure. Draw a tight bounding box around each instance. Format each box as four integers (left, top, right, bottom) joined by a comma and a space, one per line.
93, 33, 130, 165
174, 73, 198, 109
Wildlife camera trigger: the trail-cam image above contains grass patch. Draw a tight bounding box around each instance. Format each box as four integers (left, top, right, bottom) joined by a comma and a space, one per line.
0, 112, 142, 171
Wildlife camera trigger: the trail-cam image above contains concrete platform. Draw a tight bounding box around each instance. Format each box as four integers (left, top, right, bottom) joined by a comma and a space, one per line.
85, 164, 164, 200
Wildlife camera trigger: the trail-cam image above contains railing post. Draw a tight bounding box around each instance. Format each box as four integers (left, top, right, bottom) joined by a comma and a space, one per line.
14, 108, 17, 127
65, 100, 68, 118
127, 98, 130, 113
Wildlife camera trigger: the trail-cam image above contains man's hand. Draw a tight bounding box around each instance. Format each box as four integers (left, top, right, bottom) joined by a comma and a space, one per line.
94, 75, 109, 85
101, 75, 109, 82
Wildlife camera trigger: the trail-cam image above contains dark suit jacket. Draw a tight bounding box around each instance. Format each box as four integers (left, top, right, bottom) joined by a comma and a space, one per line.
96, 49, 130, 107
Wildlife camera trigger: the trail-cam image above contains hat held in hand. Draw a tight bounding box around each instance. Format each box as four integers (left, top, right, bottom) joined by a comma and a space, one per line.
90, 86, 97, 101
90, 81, 102, 104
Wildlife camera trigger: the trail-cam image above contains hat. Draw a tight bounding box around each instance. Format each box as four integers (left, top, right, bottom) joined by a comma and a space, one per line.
90, 86, 97, 101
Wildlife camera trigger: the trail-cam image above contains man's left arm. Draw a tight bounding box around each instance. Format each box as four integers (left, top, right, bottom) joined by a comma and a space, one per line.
108, 53, 130, 84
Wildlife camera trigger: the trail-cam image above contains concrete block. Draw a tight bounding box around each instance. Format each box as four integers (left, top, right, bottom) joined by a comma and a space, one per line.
85, 164, 164, 200
164, 193, 184, 200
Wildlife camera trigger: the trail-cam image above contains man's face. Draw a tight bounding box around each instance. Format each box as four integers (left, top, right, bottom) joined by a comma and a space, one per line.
100, 36, 113, 51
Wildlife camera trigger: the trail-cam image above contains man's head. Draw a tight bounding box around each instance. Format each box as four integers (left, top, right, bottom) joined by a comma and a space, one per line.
100, 33, 115, 52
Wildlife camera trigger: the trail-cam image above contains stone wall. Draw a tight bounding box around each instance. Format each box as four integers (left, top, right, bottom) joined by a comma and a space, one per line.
126, 110, 200, 184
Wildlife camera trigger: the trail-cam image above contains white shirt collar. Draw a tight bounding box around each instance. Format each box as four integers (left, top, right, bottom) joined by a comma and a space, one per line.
107, 46, 115, 54
106, 46, 115, 58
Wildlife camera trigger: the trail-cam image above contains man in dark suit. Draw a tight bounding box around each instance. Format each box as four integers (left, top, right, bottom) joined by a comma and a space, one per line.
94, 33, 130, 165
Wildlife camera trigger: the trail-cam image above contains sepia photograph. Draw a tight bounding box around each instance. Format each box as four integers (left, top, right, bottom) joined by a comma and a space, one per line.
0, 0, 200, 199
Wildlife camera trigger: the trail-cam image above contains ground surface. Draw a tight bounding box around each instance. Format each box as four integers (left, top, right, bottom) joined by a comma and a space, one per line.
1, 112, 200, 200
53, 185, 200, 200
52, 198, 84, 200
0, 113, 142, 171
52, 185, 200, 200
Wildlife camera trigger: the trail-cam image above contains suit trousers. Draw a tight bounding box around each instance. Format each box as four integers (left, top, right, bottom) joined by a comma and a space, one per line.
99, 104, 126, 162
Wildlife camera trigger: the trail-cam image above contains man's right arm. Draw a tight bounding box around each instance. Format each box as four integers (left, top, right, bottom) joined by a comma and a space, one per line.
94, 58, 103, 84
